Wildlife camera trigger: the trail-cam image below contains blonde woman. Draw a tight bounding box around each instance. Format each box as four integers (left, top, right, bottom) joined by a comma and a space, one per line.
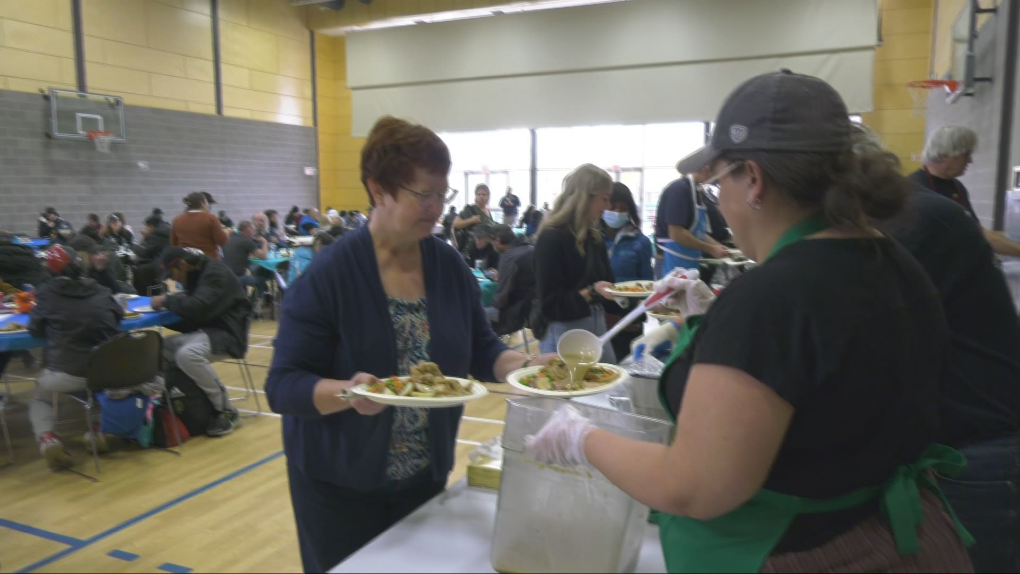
534, 164, 617, 362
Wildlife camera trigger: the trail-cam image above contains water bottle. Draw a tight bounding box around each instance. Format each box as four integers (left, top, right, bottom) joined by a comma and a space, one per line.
475, 259, 484, 271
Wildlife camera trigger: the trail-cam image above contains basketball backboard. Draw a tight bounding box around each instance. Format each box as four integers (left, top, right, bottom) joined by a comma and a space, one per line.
47, 88, 127, 142
948, 0, 974, 101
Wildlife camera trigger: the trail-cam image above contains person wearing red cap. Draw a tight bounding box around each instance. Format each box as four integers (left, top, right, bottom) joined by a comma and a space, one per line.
27, 245, 123, 470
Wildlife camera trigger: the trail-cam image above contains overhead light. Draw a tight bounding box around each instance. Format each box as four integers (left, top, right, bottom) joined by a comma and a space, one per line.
336, 0, 627, 33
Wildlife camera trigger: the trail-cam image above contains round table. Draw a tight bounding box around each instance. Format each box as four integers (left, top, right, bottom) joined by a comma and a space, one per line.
0, 296, 180, 352
250, 255, 292, 271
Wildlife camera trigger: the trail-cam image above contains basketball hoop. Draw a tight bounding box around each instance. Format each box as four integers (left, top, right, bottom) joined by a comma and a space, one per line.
906, 80, 960, 117
87, 130, 115, 153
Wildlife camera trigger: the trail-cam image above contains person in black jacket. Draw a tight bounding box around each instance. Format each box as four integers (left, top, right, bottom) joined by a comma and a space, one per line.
37, 207, 74, 245
534, 164, 617, 362
80, 214, 103, 241
69, 236, 135, 295
485, 225, 536, 335
0, 232, 50, 288
151, 247, 252, 437
101, 213, 134, 247
28, 245, 123, 470
131, 215, 172, 294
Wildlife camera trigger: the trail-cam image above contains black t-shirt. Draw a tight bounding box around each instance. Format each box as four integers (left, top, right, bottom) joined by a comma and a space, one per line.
223, 234, 258, 276
654, 178, 696, 240
907, 169, 978, 221
663, 238, 947, 553
465, 241, 500, 271
884, 188, 1020, 447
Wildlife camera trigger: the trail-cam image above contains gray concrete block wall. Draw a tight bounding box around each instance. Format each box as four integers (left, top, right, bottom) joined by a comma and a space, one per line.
0, 89, 318, 236
924, 1, 1011, 230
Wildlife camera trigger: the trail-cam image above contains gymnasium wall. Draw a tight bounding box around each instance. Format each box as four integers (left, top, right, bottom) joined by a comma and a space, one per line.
0, 89, 317, 236
861, 0, 934, 175
0, 0, 77, 93
924, 0, 1015, 228
315, 34, 366, 212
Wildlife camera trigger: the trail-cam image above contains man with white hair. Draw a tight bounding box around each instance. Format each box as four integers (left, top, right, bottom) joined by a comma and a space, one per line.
909, 125, 1020, 256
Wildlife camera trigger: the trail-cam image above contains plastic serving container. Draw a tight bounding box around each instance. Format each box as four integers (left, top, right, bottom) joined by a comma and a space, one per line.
491, 398, 673, 573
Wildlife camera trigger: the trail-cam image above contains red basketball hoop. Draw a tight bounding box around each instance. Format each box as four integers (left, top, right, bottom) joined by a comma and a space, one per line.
87, 130, 115, 153
906, 80, 960, 117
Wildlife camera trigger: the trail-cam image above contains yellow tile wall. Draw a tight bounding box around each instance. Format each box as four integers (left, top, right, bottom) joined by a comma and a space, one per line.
81, 0, 215, 113
862, 0, 935, 174
316, 34, 367, 211
0, 0, 76, 93
220, 0, 314, 127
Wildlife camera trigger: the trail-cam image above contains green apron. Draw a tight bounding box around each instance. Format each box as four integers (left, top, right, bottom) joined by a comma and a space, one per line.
654, 217, 974, 573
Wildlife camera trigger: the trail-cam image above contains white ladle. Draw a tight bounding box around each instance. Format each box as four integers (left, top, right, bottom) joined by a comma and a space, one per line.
556, 287, 676, 363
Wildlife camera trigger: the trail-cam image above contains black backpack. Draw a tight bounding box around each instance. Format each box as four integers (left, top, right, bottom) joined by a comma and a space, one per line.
163, 364, 217, 438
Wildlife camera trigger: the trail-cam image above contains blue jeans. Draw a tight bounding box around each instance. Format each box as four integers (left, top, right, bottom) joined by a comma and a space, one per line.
539, 304, 617, 364
938, 432, 1020, 573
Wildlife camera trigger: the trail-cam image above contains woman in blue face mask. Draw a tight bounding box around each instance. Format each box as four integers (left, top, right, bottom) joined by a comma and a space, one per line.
602, 182, 653, 283
602, 182, 654, 360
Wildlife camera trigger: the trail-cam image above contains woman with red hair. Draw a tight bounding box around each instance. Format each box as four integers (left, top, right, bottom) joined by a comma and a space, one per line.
266, 117, 548, 573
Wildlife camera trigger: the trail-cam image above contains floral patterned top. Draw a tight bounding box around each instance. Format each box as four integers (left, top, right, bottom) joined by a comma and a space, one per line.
385, 297, 432, 483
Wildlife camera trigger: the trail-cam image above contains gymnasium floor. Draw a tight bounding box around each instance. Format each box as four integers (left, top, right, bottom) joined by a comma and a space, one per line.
0, 321, 534, 574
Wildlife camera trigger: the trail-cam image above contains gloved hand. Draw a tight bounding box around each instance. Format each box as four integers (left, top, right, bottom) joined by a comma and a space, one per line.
654, 268, 716, 316
525, 405, 597, 467
631, 321, 682, 355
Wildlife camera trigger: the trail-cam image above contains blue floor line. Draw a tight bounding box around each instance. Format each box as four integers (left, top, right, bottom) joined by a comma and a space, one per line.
0, 518, 85, 548
106, 549, 140, 562
16, 450, 285, 574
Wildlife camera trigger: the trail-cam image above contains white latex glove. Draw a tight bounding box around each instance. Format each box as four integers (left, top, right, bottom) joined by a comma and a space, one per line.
631, 321, 681, 354
525, 405, 597, 467
654, 268, 717, 316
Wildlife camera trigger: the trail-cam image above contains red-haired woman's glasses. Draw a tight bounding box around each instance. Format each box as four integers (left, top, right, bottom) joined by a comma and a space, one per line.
399, 185, 459, 207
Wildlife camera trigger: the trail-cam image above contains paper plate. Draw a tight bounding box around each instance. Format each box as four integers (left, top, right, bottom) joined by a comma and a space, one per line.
347, 377, 488, 408
647, 310, 683, 323
506, 364, 629, 398
604, 281, 655, 298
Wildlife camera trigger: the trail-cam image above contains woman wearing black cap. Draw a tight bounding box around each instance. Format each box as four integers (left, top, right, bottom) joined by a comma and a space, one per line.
37, 207, 73, 245
101, 213, 134, 247
525, 71, 973, 572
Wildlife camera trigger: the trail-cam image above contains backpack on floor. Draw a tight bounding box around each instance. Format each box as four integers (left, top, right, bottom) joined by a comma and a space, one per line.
163, 364, 217, 438
152, 400, 191, 448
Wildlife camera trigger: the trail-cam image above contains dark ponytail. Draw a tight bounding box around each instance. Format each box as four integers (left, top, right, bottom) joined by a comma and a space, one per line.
726, 146, 910, 228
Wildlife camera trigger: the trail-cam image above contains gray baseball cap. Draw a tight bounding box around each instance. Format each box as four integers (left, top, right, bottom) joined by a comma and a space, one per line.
676, 70, 852, 174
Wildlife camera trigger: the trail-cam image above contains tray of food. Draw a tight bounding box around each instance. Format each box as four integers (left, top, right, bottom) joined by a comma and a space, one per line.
646, 306, 683, 323
507, 359, 629, 397
347, 362, 488, 408
0, 322, 28, 335
604, 281, 655, 298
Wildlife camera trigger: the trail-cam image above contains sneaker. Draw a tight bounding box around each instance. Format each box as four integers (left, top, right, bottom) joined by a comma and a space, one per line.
83, 423, 110, 455
206, 410, 243, 438
39, 432, 73, 470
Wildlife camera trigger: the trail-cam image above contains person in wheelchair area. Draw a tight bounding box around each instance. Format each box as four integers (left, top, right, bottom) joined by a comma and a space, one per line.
28, 245, 124, 470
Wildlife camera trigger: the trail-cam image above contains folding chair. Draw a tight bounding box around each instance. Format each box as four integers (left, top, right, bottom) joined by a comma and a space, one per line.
68, 331, 181, 481
221, 317, 263, 417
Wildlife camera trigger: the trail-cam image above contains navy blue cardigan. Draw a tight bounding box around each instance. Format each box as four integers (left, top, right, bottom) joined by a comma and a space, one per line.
266, 227, 508, 490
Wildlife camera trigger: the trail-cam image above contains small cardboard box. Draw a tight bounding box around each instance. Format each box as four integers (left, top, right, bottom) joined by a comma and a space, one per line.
467, 455, 502, 490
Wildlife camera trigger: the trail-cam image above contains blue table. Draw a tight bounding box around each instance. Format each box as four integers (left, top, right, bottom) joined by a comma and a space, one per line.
0, 297, 179, 352
250, 256, 292, 271
16, 238, 50, 249
471, 268, 497, 307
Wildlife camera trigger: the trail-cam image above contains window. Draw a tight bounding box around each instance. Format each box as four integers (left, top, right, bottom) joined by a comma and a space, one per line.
439, 129, 531, 213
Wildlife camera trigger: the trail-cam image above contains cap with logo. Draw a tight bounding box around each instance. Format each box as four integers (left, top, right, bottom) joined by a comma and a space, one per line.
676, 70, 852, 175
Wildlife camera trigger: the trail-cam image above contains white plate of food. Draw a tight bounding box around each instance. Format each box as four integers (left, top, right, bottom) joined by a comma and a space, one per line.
507, 359, 629, 398
0, 322, 28, 335
347, 362, 488, 408
604, 280, 655, 298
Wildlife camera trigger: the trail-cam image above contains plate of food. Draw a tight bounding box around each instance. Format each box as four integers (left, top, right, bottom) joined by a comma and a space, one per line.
133, 306, 155, 313
347, 362, 488, 408
507, 359, 629, 398
647, 306, 684, 323
123, 311, 141, 319
605, 281, 655, 298
0, 322, 28, 335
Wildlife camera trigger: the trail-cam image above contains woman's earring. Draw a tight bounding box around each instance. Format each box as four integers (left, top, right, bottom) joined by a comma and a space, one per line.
747, 197, 762, 211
